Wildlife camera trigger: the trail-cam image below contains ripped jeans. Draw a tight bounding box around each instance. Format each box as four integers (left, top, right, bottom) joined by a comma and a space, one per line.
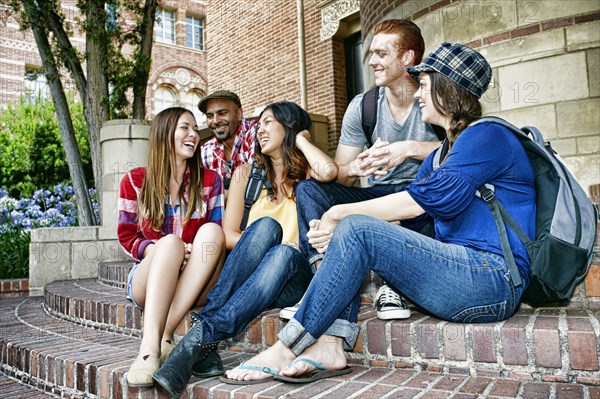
278, 215, 524, 355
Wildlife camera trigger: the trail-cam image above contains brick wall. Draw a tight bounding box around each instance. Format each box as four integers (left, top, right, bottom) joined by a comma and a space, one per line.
0, 278, 28, 298
205, 0, 348, 152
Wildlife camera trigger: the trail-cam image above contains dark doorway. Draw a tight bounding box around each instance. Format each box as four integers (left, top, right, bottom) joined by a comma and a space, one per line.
344, 32, 365, 105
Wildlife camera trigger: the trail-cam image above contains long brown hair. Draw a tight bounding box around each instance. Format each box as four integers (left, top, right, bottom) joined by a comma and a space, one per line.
139, 107, 203, 232
429, 72, 482, 149
253, 101, 311, 200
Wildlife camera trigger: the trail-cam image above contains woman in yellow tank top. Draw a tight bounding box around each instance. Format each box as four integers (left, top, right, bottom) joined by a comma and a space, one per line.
154, 101, 338, 395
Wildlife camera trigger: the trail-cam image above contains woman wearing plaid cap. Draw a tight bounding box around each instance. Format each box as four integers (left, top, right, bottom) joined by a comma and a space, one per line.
223, 43, 536, 384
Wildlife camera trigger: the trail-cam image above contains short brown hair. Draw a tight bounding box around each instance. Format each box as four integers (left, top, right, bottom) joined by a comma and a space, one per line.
373, 19, 425, 64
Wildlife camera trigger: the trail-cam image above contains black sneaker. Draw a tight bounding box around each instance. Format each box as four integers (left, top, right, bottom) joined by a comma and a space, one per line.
374, 284, 410, 320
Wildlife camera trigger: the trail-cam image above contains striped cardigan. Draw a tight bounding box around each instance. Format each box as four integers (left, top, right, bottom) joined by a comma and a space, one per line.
117, 167, 224, 262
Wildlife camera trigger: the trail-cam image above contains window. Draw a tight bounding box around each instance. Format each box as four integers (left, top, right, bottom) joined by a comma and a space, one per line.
182, 90, 205, 126
154, 86, 176, 114
155, 9, 175, 44
23, 68, 49, 104
186, 16, 204, 50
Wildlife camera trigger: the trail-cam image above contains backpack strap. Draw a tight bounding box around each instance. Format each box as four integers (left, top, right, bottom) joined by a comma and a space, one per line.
477, 185, 525, 287
361, 87, 379, 148
240, 162, 274, 231
431, 125, 446, 141
432, 139, 449, 170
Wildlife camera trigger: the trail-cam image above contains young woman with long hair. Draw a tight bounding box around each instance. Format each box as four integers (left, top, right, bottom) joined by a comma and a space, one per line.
117, 107, 225, 387
153, 101, 338, 396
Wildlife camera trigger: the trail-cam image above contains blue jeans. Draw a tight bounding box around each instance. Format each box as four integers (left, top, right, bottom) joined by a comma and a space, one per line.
198, 217, 312, 342
278, 215, 524, 355
296, 179, 431, 267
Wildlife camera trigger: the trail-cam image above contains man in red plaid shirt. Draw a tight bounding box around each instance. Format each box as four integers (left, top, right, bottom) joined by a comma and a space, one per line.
199, 90, 257, 195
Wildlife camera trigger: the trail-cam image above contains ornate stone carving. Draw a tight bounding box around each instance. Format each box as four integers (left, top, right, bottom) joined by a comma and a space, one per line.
319, 0, 359, 41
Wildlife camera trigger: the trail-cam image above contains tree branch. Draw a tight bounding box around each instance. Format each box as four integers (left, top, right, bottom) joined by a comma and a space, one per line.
42, 1, 88, 101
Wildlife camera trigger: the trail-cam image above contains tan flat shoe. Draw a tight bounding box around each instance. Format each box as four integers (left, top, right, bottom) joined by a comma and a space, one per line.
126, 354, 160, 387
160, 339, 176, 364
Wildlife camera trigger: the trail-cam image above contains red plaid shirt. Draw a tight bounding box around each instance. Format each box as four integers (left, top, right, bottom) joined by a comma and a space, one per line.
200, 119, 257, 187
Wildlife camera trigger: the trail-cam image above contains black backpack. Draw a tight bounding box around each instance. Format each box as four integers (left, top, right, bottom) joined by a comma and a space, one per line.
239, 162, 275, 231
433, 116, 598, 305
361, 86, 446, 146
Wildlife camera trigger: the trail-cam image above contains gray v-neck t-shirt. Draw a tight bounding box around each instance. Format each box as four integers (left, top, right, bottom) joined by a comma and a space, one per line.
340, 87, 439, 188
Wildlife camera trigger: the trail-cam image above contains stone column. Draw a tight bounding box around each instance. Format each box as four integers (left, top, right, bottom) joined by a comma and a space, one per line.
100, 119, 151, 230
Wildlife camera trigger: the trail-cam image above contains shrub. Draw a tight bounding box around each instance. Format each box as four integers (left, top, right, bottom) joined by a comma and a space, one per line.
0, 95, 92, 198
0, 184, 99, 279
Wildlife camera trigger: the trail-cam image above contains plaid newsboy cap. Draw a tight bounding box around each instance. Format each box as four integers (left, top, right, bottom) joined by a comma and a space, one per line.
407, 42, 492, 98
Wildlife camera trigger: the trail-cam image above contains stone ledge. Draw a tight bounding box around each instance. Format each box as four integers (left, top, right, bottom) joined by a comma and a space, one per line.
29, 227, 128, 297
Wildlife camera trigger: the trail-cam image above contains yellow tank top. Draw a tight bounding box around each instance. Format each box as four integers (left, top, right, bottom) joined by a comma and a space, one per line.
246, 188, 299, 244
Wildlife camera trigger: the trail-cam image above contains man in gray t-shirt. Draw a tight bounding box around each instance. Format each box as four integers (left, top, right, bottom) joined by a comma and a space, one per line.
340, 87, 437, 188
282, 19, 442, 322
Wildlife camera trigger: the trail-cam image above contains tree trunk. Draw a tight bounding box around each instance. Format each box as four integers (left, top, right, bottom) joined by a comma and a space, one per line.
131, 0, 158, 119
23, 0, 96, 226
84, 0, 110, 224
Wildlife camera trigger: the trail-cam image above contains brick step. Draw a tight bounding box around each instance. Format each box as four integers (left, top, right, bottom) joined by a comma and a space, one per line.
97, 261, 132, 288
2, 297, 599, 399
42, 279, 600, 385
0, 372, 58, 398
42, 279, 200, 339
43, 279, 144, 337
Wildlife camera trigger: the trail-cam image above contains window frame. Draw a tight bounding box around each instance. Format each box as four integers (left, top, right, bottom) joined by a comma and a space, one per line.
155, 9, 175, 45
185, 15, 204, 51
153, 85, 177, 114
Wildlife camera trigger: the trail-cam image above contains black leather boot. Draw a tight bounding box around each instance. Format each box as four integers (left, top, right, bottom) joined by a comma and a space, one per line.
153, 322, 218, 396
191, 350, 224, 378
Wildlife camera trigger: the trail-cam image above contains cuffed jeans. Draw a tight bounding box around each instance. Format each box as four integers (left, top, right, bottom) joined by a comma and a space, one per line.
278, 215, 525, 356
199, 217, 312, 342
296, 179, 432, 267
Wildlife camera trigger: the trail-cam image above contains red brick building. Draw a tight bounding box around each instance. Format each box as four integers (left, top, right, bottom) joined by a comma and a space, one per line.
0, 0, 208, 123
204, 0, 359, 151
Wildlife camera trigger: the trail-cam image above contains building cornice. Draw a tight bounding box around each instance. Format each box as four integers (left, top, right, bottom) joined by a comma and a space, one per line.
319, 0, 359, 41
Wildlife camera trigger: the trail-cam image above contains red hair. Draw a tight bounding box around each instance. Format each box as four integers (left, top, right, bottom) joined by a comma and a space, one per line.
373, 19, 425, 64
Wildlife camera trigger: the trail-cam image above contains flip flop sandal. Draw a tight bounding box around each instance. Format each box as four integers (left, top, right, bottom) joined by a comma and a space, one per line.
219, 361, 279, 385
274, 357, 352, 384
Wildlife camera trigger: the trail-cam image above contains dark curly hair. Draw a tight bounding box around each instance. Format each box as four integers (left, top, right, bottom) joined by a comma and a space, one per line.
254, 101, 311, 200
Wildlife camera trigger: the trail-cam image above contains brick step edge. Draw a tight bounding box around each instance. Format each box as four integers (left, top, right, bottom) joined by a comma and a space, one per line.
97, 261, 132, 288
0, 278, 29, 299
0, 371, 60, 398
43, 279, 198, 338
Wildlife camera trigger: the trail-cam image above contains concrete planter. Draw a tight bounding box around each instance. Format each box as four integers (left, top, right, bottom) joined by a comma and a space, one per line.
28, 226, 128, 296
